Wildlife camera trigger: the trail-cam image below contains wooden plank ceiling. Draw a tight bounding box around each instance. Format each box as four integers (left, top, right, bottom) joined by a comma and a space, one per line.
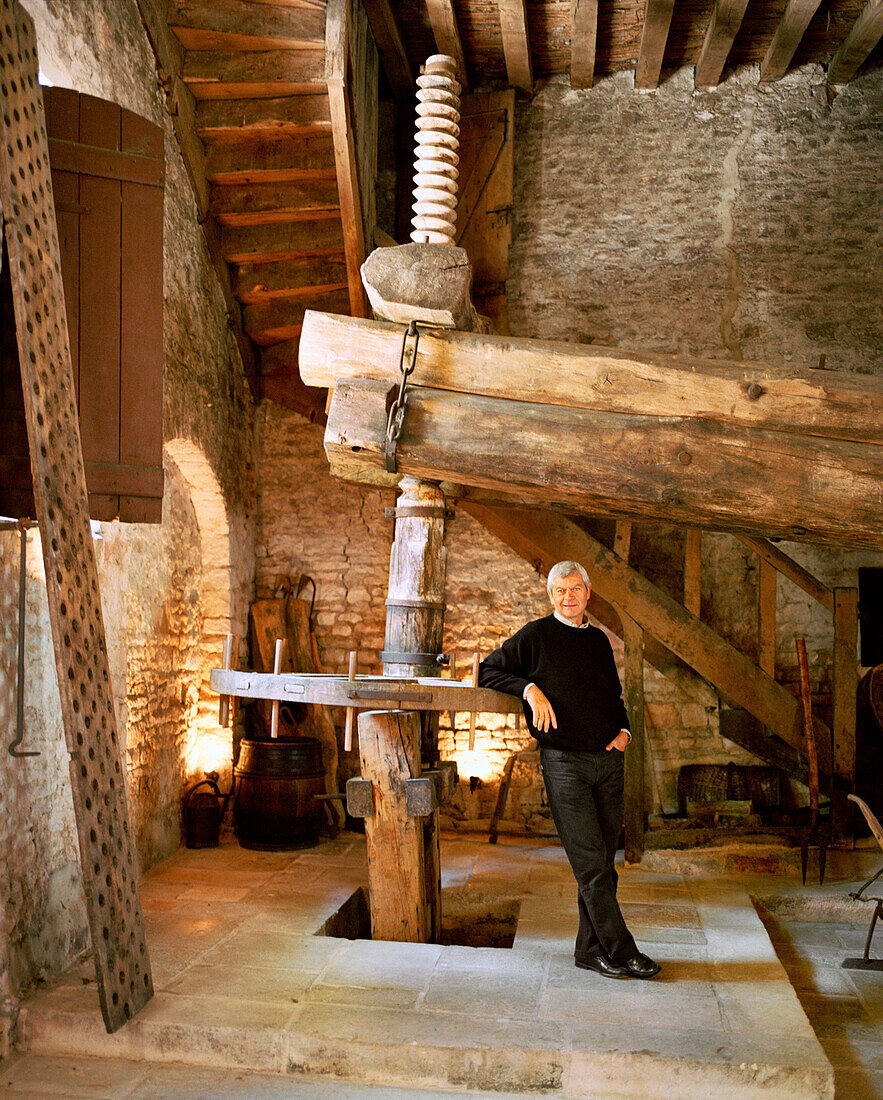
390, 0, 882, 92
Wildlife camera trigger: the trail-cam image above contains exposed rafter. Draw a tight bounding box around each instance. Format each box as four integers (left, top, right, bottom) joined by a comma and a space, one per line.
759, 0, 823, 82
570, 0, 598, 89
425, 0, 469, 90
498, 0, 533, 92
635, 0, 675, 90
361, 0, 413, 97
827, 0, 883, 85
694, 0, 751, 89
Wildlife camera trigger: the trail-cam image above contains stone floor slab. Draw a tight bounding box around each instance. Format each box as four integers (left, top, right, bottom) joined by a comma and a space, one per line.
13, 833, 839, 1099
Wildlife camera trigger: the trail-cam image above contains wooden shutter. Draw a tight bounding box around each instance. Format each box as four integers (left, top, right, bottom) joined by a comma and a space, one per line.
0, 87, 164, 523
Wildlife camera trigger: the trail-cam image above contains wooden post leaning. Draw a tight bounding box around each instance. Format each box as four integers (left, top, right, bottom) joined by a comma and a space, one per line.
623, 613, 646, 864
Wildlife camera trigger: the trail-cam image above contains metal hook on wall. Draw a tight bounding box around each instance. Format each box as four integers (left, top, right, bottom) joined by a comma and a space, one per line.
5, 518, 40, 757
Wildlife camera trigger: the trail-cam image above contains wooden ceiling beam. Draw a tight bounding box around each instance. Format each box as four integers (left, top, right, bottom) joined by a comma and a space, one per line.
759, 0, 823, 82
570, 0, 598, 89
694, 0, 750, 89
425, 0, 469, 90
498, 0, 533, 93
635, 0, 675, 90
361, 0, 413, 97
827, 0, 883, 85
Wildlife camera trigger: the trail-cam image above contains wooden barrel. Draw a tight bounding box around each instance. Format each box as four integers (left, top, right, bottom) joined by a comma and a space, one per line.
234, 737, 325, 850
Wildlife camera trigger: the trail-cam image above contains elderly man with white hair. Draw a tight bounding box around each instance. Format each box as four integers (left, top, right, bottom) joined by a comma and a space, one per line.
479, 561, 660, 981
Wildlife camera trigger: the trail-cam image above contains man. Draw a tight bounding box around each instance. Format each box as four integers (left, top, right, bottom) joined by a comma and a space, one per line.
479, 561, 660, 980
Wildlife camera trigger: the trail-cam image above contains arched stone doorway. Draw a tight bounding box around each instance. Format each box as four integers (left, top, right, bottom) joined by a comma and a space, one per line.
163, 439, 241, 789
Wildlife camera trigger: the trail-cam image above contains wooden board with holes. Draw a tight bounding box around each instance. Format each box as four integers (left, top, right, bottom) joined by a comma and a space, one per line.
0, 0, 152, 1033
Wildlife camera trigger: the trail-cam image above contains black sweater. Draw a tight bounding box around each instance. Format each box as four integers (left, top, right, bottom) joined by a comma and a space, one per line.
478, 615, 630, 752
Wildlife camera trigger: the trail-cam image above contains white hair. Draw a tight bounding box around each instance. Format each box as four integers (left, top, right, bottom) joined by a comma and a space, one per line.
546, 560, 590, 595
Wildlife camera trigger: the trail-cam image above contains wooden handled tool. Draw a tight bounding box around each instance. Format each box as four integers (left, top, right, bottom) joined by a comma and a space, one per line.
270, 637, 284, 739
469, 650, 480, 751
218, 633, 234, 727
344, 649, 358, 751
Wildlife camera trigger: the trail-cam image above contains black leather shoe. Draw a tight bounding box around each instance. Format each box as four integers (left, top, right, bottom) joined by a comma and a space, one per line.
625, 953, 661, 979
575, 955, 630, 979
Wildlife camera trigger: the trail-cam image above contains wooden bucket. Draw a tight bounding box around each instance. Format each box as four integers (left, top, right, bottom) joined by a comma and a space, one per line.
234, 737, 325, 850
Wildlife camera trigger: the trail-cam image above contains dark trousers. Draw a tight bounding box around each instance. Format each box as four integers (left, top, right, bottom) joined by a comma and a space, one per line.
540, 746, 637, 965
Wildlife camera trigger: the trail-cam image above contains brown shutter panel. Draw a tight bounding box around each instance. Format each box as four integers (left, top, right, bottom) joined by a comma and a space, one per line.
0, 87, 164, 523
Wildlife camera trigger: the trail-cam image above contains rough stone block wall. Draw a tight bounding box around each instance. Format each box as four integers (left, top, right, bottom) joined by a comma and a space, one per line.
0, 0, 257, 1043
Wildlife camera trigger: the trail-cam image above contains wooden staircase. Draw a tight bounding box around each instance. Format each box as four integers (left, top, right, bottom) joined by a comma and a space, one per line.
140, 0, 374, 419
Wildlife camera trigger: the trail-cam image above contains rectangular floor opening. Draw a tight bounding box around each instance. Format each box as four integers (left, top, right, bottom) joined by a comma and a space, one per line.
321, 886, 521, 949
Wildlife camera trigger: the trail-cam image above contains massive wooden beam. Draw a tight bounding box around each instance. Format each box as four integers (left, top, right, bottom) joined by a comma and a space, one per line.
759, 0, 823, 83
425, 0, 469, 90
498, 0, 533, 93
635, 0, 675, 90
299, 310, 882, 444
361, 0, 413, 98
694, 0, 751, 89
460, 503, 833, 774
325, 376, 881, 549
570, 0, 598, 89
827, 0, 883, 84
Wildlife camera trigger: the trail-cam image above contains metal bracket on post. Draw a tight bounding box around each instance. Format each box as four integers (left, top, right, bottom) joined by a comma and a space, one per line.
346, 777, 375, 818
405, 776, 437, 817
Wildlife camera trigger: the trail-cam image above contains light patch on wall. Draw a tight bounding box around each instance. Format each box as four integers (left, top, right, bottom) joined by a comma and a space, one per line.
454, 748, 498, 783
185, 727, 232, 780
38, 70, 52, 86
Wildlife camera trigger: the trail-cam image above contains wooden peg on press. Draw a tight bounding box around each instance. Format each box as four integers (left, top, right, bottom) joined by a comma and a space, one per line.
219, 633, 234, 727
344, 649, 358, 751
469, 650, 480, 751
270, 637, 284, 739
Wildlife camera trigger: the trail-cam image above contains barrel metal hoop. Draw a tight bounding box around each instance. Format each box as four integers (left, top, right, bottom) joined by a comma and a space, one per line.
384, 506, 449, 520
385, 598, 446, 611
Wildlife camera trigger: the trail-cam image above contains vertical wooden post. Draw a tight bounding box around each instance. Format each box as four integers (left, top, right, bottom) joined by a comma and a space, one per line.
382, 477, 447, 942
684, 529, 702, 617
623, 613, 645, 863
758, 558, 777, 677
832, 587, 858, 842
358, 710, 428, 941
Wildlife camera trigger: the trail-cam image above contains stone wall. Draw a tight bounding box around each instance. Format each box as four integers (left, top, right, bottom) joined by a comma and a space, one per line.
0, 0, 256, 1050
256, 61, 882, 834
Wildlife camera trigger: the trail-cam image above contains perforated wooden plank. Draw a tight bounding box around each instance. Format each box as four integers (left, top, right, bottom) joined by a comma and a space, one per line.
0, 0, 153, 1032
